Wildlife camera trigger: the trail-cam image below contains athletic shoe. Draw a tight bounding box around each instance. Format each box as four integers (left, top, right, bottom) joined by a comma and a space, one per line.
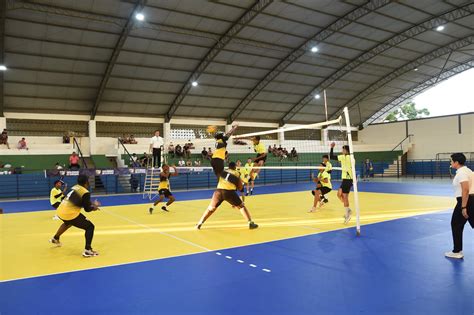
149, 207, 154, 214
445, 251, 464, 259
49, 238, 62, 247
308, 207, 317, 213
249, 221, 259, 229
245, 192, 249, 196
161, 206, 169, 212
196, 223, 202, 230
322, 197, 329, 204
344, 209, 352, 224
82, 249, 99, 257
250, 190, 253, 195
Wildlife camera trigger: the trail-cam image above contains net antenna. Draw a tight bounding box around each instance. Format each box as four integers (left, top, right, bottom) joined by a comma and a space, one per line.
323, 89, 328, 121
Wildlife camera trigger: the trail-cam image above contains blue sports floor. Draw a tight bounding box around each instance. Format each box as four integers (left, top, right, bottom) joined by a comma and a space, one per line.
1, 181, 473, 315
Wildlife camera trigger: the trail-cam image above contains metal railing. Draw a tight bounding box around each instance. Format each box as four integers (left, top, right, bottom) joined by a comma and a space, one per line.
391, 134, 413, 152
118, 138, 136, 166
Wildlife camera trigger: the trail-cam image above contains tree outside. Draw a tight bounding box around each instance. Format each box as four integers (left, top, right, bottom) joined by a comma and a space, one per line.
384, 101, 430, 122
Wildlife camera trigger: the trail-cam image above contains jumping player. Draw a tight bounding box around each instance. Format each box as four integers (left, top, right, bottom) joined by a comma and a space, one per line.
196, 162, 258, 230
330, 142, 354, 224
149, 164, 178, 213
211, 125, 238, 179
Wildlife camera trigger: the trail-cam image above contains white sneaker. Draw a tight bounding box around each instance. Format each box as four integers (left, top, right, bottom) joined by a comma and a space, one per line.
319, 201, 325, 208
344, 209, 352, 224
445, 251, 464, 259
308, 207, 317, 213
82, 249, 99, 257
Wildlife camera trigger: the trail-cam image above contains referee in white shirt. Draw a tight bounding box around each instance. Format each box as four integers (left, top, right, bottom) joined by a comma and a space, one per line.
445, 153, 474, 259
149, 130, 164, 168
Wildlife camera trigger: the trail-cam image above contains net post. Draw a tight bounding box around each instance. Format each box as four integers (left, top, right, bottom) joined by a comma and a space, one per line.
343, 107, 361, 236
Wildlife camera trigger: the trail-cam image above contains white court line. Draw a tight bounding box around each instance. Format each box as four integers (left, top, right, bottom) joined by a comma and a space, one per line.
249, 264, 257, 268
101, 208, 211, 252
225, 256, 232, 259
262, 269, 271, 273
237, 260, 244, 263
216, 252, 222, 256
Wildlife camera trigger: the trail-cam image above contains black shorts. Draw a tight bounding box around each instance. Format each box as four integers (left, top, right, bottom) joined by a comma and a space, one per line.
51, 202, 61, 209
158, 189, 172, 198
254, 154, 267, 163
340, 179, 353, 194
211, 158, 225, 177
313, 186, 331, 195
215, 189, 243, 208
60, 213, 90, 227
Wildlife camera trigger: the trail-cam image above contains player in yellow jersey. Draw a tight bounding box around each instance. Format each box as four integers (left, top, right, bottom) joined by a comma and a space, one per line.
244, 158, 255, 196
330, 142, 354, 224
309, 163, 332, 212
149, 164, 178, 214
211, 125, 238, 179
50, 180, 67, 209
244, 136, 267, 195
321, 154, 332, 204
235, 160, 249, 201
49, 175, 101, 257
196, 162, 258, 230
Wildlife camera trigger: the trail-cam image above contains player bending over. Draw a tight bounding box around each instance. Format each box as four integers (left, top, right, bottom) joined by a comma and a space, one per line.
49, 175, 101, 257
196, 162, 258, 230
149, 164, 178, 213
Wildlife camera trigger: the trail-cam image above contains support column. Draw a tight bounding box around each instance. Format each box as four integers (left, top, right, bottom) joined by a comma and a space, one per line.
0, 116, 5, 130
225, 123, 232, 134
88, 120, 96, 155
163, 122, 170, 145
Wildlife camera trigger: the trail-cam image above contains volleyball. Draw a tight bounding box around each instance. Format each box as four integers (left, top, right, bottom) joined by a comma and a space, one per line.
206, 125, 217, 133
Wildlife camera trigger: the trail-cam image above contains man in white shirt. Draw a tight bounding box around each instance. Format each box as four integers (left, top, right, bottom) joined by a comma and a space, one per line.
149, 130, 164, 168
445, 153, 474, 259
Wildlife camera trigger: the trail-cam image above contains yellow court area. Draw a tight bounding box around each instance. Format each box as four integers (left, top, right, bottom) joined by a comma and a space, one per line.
1, 191, 453, 281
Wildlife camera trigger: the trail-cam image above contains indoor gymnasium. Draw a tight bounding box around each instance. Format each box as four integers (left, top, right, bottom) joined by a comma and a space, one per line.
1, 0, 474, 314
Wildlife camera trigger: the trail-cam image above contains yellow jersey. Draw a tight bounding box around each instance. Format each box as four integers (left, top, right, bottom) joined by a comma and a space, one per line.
318, 171, 332, 189
217, 169, 240, 190
212, 134, 228, 160
254, 142, 266, 154
57, 185, 90, 221
237, 167, 250, 184
324, 161, 332, 173
50, 187, 64, 205
158, 173, 170, 190
338, 154, 353, 180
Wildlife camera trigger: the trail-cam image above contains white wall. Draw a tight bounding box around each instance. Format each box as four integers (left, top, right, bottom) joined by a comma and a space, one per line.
359, 113, 474, 159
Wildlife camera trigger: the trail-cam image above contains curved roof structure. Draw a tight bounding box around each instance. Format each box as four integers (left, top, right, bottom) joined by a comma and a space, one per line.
2, 0, 474, 125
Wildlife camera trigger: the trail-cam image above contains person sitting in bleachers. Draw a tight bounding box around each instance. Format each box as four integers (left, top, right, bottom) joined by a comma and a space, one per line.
168, 142, 175, 158
201, 147, 208, 160
290, 147, 299, 161
128, 135, 138, 144
0, 129, 10, 149
175, 144, 183, 157
17, 137, 28, 150
183, 144, 191, 159
139, 152, 149, 167
63, 133, 70, 144
207, 147, 213, 159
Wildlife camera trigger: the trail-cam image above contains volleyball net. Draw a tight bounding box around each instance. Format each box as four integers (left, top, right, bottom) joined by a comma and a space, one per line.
156, 107, 361, 234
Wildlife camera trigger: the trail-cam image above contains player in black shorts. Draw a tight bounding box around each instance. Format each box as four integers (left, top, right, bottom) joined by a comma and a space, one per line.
196, 162, 258, 230
309, 163, 332, 212
210, 125, 238, 179
149, 164, 178, 214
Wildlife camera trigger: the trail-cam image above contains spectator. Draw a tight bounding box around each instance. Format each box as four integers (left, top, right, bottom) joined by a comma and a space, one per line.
0, 129, 10, 149
129, 135, 137, 144
268, 145, 272, 153
63, 133, 70, 144
290, 147, 299, 161
183, 143, 190, 159
178, 158, 185, 167
55, 162, 64, 170
186, 159, 192, 167
168, 142, 175, 158
207, 147, 213, 159
139, 152, 149, 167
175, 144, 183, 157
131, 153, 140, 167
278, 145, 283, 152
201, 147, 208, 160
17, 137, 28, 150
69, 151, 80, 169
184, 144, 191, 159
185, 140, 195, 150
364, 158, 374, 181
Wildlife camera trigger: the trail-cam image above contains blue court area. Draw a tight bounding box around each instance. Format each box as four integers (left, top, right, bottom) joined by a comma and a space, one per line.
1, 181, 472, 315
1, 211, 472, 315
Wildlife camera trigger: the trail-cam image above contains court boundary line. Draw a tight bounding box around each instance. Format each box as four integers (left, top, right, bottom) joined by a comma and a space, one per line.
0, 208, 452, 284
